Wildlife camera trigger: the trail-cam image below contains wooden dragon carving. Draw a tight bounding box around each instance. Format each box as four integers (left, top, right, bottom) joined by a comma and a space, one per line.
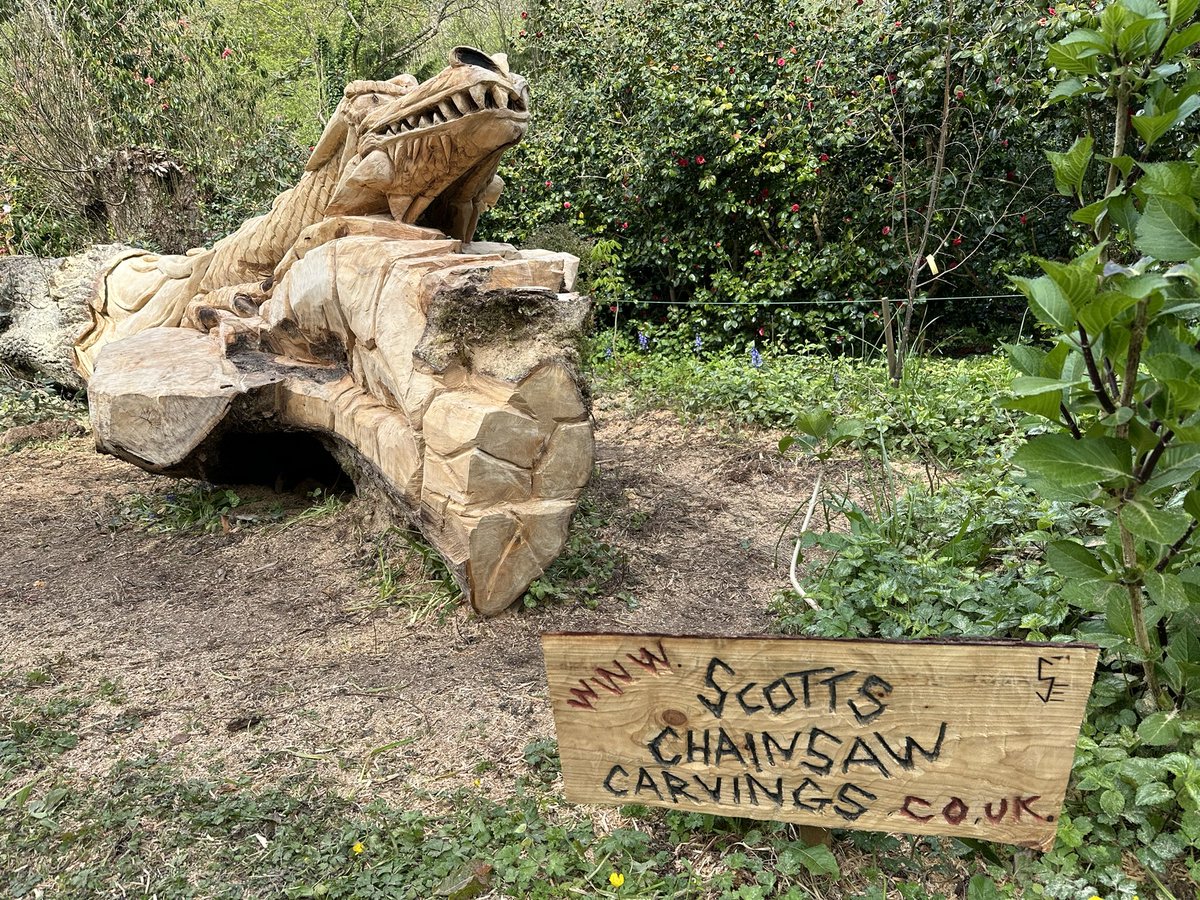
0, 49, 593, 616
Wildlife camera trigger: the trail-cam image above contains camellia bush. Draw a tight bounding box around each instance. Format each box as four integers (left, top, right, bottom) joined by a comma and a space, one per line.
485, 0, 1089, 354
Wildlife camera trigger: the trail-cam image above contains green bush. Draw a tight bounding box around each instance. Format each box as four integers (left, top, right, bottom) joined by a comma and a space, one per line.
486, 0, 1084, 351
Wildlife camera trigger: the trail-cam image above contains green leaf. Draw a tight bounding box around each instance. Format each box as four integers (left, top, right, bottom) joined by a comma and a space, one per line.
794, 408, 834, 440
1010, 376, 1078, 397
1137, 161, 1195, 197
1036, 257, 1098, 311
1077, 291, 1140, 334
1169, 0, 1200, 27
1106, 593, 1137, 641
1012, 274, 1074, 331
1145, 571, 1189, 613
1143, 444, 1200, 493
1168, 626, 1200, 666
1132, 111, 1182, 149
1100, 788, 1126, 817
966, 875, 1004, 900
1137, 197, 1200, 261
1134, 781, 1176, 806
1045, 136, 1095, 199
1048, 78, 1092, 103
1014, 435, 1133, 486
1046, 540, 1108, 582
1163, 22, 1200, 59
1138, 711, 1183, 746
776, 843, 839, 877
1047, 29, 1107, 75
1072, 198, 1108, 229
1120, 499, 1192, 545
1005, 343, 1047, 377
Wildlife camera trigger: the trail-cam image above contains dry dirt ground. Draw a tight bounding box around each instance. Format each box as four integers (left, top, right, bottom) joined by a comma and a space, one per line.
0, 393, 830, 805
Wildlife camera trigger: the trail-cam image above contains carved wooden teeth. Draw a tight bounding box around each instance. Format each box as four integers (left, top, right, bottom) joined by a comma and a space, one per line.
385, 83, 523, 138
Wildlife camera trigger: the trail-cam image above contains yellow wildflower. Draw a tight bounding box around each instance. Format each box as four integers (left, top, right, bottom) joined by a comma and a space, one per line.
609, 871, 625, 888
352, 841, 365, 855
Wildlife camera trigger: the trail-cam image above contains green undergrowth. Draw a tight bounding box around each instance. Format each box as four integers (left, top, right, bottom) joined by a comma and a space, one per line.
109, 483, 346, 535
0, 368, 84, 431
590, 346, 1020, 466
0, 687, 1008, 900
523, 488, 632, 610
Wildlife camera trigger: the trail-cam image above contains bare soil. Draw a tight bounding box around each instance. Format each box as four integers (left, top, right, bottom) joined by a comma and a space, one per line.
0, 393, 829, 804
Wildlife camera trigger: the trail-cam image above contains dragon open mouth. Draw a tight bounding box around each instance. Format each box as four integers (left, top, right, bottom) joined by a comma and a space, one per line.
379, 83, 527, 136
324, 47, 532, 240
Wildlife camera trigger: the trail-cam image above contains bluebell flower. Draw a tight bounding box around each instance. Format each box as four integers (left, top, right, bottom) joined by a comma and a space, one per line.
605, 346, 613, 359
638, 332, 649, 351
750, 347, 763, 368
694, 334, 703, 352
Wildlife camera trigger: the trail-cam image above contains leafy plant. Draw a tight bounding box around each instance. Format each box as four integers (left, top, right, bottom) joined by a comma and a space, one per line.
1006, 0, 1200, 891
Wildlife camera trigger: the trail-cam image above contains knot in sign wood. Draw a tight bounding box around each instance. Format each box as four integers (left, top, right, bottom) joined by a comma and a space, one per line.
542, 634, 1098, 851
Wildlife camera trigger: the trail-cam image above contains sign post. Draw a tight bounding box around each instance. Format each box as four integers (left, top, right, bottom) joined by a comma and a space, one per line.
542, 633, 1098, 851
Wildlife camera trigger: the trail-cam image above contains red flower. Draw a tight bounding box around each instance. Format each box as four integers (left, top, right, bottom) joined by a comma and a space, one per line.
814, 167, 822, 175
221, 47, 232, 59
519, 29, 526, 36
819, 153, 829, 162
521, 10, 528, 18
776, 57, 786, 66
952, 236, 962, 246
144, 76, 155, 85
620, 221, 628, 229
678, 157, 688, 166
955, 89, 963, 99
1020, 214, 1028, 225
563, 201, 571, 209
882, 225, 891, 236
753, 248, 762, 256
1048, 6, 1056, 13
717, 41, 725, 49
1039, 17, 1048, 25
729, 66, 736, 73
791, 203, 800, 212
695, 155, 705, 165
895, 20, 902, 27
609, 305, 617, 312
545, 180, 553, 187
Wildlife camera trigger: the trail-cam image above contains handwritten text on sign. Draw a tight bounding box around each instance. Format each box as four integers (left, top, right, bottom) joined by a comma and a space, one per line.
542, 634, 1098, 851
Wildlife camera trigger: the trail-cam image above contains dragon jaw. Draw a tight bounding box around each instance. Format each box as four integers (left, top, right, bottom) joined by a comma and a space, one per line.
324, 47, 531, 241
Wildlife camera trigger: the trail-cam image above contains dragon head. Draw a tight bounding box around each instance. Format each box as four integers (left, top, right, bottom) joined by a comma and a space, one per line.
322, 47, 531, 242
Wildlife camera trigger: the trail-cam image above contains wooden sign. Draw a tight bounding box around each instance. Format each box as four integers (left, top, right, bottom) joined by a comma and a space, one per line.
542, 633, 1099, 851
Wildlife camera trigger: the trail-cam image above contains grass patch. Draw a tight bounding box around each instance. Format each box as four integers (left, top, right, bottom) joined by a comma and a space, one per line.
0, 743, 1000, 900
363, 527, 459, 622
590, 347, 1020, 466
